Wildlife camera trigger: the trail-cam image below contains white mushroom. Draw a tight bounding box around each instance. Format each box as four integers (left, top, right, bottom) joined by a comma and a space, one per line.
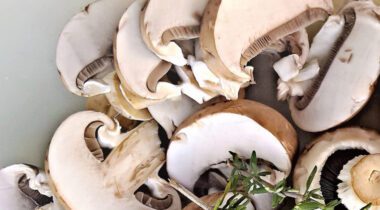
199, 0, 333, 100
103, 72, 152, 121
115, 0, 181, 104
148, 95, 202, 138
140, 0, 209, 66
0, 164, 60, 210
167, 100, 297, 191
294, 127, 380, 206
56, 0, 134, 96
289, 1, 380, 132
46, 111, 181, 210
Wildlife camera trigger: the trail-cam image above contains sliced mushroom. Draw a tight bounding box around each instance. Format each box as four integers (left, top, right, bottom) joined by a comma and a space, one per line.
183, 192, 255, 210
148, 95, 202, 138
56, 0, 135, 96
86, 94, 141, 130
140, 0, 208, 65
115, 0, 181, 104
289, 1, 380, 132
103, 72, 152, 121
0, 164, 59, 210
175, 65, 218, 104
338, 154, 380, 209
167, 100, 297, 191
294, 127, 380, 208
199, 0, 333, 99
46, 112, 181, 210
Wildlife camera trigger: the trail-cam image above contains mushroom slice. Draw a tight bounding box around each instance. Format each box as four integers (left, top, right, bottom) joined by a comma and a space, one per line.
289, 1, 380, 132
0, 164, 57, 210
294, 128, 380, 206
46, 112, 180, 210
175, 66, 218, 104
140, 0, 208, 66
338, 154, 380, 209
115, 0, 181, 103
183, 192, 255, 210
148, 95, 203, 138
56, 0, 134, 96
167, 100, 297, 191
103, 72, 152, 121
200, 0, 333, 94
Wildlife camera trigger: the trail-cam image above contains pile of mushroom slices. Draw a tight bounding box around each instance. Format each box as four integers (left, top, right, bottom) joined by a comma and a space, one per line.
3, 0, 380, 209
275, 0, 380, 132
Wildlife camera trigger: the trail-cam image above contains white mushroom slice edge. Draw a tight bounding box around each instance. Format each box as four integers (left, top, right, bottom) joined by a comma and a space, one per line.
167, 100, 297, 191
46, 111, 181, 210
56, 0, 134, 96
115, 0, 181, 102
103, 72, 152, 121
141, 0, 208, 66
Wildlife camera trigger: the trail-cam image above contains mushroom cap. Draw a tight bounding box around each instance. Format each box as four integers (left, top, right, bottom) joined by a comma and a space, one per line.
46, 112, 180, 210
200, 0, 332, 85
141, 0, 209, 65
167, 100, 297, 191
289, 1, 380, 132
294, 127, 380, 203
56, 0, 134, 96
115, 0, 181, 102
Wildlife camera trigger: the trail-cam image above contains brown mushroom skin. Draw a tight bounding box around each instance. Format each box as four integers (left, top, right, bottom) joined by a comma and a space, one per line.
174, 100, 298, 160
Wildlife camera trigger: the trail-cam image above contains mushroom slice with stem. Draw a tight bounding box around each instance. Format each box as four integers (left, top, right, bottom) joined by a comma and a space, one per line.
103, 72, 152, 121
0, 164, 61, 210
115, 0, 181, 104
294, 127, 380, 208
289, 1, 380, 132
199, 0, 333, 99
338, 154, 380, 209
140, 0, 209, 66
56, 0, 134, 97
46, 112, 181, 210
167, 100, 297, 192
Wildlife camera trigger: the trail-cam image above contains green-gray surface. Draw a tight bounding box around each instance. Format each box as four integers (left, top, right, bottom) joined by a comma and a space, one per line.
0, 0, 91, 168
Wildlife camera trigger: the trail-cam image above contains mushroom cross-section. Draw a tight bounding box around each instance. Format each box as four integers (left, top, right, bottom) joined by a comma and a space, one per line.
199, 0, 333, 99
0, 164, 57, 210
167, 100, 297, 191
289, 0, 380, 132
46, 111, 180, 210
115, 0, 181, 103
56, 0, 135, 97
140, 0, 209, 66
294, 127, 380, 209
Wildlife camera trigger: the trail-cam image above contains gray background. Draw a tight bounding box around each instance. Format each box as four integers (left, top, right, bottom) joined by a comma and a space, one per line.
0, 0, 93, 168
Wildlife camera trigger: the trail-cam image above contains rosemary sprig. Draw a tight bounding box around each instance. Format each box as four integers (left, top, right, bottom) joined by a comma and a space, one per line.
213, 151, 341, 210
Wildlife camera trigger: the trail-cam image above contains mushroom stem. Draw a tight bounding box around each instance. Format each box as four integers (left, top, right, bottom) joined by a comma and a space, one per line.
168, 179, 211, 210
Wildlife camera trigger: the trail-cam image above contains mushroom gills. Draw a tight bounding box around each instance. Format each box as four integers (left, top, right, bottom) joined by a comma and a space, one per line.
295, 8, 356, 110
18, 174, 53, 206
135, 186, 173, 210
84, 121, 106, 161
320, 149, 368, 210
193, 169, 228, 197
76, 56, 113, 90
